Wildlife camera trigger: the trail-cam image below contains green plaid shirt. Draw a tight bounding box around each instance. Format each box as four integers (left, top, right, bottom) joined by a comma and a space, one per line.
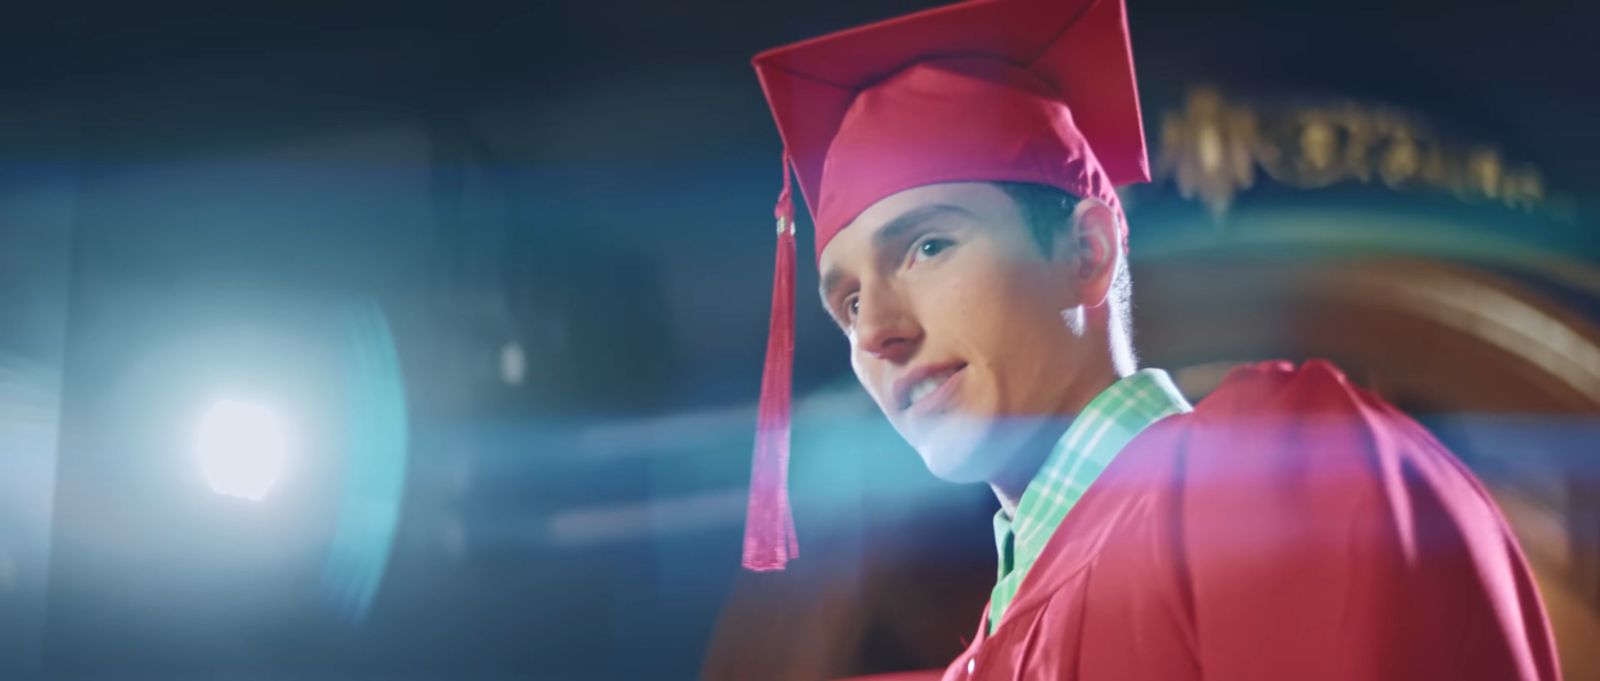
989, 369, 1192, 631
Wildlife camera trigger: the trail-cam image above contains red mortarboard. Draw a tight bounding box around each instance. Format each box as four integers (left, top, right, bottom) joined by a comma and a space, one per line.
742, 0, 1148, 571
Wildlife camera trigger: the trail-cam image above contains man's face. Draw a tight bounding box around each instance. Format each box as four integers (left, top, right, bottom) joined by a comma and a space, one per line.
817, 182, 1097, 483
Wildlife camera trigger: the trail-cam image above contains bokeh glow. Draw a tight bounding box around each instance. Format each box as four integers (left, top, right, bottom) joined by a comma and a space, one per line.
194, 399, 289, 501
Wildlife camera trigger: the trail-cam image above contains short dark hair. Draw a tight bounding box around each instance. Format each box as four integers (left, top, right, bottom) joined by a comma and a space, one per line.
993, 181, 1135, 358
994, 181, 1078, 256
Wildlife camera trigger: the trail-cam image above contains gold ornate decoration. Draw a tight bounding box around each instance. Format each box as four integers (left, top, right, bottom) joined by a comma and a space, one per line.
1155, 86, 1551, 220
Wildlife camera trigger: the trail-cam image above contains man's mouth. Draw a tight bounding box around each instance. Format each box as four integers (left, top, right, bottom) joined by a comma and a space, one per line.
896, 363, 967, 412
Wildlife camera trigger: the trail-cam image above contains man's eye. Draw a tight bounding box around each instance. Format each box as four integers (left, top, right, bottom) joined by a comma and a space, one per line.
914, 237, 954, 260
847, 296, 860, 320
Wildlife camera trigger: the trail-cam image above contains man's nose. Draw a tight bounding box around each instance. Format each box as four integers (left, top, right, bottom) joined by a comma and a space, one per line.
855, 289, 921, 364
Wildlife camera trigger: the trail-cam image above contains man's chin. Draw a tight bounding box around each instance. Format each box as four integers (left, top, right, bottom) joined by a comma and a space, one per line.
909, 415, 998, 483
908, 412, 1060, 484
918, 448, 991, 483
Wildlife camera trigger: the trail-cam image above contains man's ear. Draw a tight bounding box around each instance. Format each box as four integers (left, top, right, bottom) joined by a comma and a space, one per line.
1069, 199, 1119, 308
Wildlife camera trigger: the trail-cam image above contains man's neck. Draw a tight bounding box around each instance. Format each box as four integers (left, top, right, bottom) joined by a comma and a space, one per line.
988, 366, 1124, 518
988, 425, 1058, 518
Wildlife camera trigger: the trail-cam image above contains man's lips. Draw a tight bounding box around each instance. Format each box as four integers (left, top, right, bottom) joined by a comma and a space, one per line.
893, 362, 967, 413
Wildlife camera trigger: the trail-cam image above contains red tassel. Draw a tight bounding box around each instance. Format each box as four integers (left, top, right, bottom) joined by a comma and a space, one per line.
742, 153, 799, 571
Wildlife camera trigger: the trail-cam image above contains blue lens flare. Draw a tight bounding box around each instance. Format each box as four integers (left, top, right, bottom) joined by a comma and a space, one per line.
320, 300, 409, 622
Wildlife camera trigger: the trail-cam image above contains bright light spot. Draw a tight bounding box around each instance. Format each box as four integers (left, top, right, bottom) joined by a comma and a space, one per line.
195, 399, 290, 501
499, 341, 526, 387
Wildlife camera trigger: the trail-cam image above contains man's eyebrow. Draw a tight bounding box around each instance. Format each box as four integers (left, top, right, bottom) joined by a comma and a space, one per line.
819, 266, 846, 309
817, 203, 974, 304
871, 204, 973, 252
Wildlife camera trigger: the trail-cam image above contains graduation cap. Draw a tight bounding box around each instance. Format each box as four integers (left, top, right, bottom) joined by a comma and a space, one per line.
743, 0, 1149, 571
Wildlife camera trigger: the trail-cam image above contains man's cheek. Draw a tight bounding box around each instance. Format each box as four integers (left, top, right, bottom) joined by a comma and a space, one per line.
850, 352, 889, 411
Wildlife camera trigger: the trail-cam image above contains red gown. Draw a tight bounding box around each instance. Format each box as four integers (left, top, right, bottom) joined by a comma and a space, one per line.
913, 360, 1559, 680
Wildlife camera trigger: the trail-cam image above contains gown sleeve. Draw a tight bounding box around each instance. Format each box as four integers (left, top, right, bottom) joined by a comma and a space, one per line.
1178, 361, 1560, 680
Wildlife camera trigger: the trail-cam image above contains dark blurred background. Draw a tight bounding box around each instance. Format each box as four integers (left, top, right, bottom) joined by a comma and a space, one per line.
1, 1, 1597, 679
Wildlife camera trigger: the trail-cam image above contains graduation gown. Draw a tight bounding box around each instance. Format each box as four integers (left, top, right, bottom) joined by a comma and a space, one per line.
936, 360, 1560, 680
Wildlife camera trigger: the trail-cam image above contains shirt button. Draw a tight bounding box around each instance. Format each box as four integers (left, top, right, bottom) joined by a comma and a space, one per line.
967, 658, 976, 676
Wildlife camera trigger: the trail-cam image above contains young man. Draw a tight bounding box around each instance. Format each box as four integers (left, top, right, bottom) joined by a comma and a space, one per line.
739, 1, 1560, 679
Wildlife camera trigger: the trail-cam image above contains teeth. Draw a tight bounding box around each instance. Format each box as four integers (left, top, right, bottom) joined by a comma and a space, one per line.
907, 374, 946, 406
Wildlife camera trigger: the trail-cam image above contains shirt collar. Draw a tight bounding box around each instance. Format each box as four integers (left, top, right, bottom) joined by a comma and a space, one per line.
993, 368, 1192, 581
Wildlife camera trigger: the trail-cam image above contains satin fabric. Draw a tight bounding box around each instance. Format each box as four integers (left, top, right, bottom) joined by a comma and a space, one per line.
916, 360, 1559, 680
751, 0, 1146, 261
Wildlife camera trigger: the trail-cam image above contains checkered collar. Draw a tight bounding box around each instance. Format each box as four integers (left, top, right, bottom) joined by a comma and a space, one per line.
990, 368, 1192, 628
